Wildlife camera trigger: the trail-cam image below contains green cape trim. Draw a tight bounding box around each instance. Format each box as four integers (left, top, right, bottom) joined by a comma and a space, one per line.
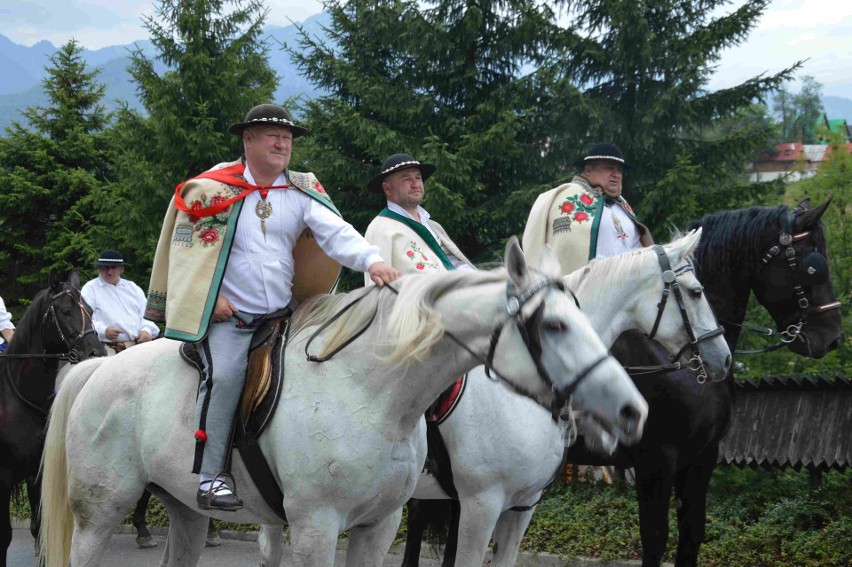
378, 208, 455, 270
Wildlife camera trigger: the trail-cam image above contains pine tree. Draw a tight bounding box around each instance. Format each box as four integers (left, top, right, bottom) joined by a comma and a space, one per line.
543, 0, 800, 234
105, 0, 277, 276
0, 40, 111, 305
289, 0, 566, 264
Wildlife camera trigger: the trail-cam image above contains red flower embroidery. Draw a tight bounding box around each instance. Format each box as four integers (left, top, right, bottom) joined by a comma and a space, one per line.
407, 250, 415, 257
189, 200, 203, 223
200, 228, 219, 243
416, 263, 425, 270
314, 181, 327, 194
210, 195, 227, 207
574, 212, 589, 222
560, 201, 575, 214
580, 193, 594, 205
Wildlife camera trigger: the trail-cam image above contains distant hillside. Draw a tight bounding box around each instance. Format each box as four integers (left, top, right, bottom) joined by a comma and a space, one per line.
822, 95, 852, 124
0, 12, 331, 132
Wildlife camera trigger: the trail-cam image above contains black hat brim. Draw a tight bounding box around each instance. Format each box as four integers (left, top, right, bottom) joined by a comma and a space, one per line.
228, 121, 308, 138
92, 261, 128, 267
367, 163, 436, 193
573, 157, 635, 170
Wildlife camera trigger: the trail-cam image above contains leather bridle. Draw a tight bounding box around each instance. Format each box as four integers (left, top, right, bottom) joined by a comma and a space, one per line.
2, 283, 97, 363
725, 210, 842, 354
483, 276, 611, 400
623, 245, 724, 384
305, 274, 613, 404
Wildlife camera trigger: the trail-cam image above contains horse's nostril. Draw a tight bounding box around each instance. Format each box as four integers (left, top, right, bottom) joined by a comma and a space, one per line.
724, 354, 732, 370
619, 405, 641, 434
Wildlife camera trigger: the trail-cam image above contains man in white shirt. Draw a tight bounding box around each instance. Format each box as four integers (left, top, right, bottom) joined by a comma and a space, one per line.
81, 250, 159, 355
146, 104, 400, 511
0, 296, 15, 351
364, 153, 474, 283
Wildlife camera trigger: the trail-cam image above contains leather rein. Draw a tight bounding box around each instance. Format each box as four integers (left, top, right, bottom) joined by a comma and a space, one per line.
305, 276, 612, 404
1, 284, 96, 417
621, 245, 724, 384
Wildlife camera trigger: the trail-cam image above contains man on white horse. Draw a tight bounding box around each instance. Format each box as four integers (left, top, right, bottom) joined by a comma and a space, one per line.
523, 142, 653, 273
363, 153, 474, 282
82, 249, 159, 356
145, 103, 400, 511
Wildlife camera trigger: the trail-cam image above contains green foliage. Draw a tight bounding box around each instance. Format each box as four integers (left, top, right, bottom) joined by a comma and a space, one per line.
0, 40, 111, 309
773, 76, 824, 144
544, 0, 797, 237
289, 0, 567, 267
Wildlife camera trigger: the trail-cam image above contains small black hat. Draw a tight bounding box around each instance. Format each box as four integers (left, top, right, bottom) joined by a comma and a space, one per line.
93, 249, 128, 267
367, 153, 437, 193
228, 104, 308, 137
573, 142, 634, 170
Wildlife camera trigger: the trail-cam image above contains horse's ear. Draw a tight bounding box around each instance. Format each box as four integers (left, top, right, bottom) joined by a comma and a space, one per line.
68, 268, 81, 290
795, 197, 811, 211
795, 197, 831, 232
504, 236, 529, 287
537, 245, 561, 278
48, 268, 61, 292
669, 228, 701, 261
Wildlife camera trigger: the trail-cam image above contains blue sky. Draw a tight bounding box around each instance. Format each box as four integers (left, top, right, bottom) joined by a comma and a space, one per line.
1, 0, 850, 98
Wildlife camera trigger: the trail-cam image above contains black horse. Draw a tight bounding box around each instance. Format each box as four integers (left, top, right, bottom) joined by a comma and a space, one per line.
0, 270, 104, 566
402, 200, 842, 567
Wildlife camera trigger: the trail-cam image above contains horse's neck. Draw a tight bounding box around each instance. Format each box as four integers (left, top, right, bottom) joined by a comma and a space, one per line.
695, 249, 750, 350
572, 272, 639, 348
4, 354, 59, 407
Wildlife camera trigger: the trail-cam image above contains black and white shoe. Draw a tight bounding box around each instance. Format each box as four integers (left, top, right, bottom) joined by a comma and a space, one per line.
197, 478, 243, 511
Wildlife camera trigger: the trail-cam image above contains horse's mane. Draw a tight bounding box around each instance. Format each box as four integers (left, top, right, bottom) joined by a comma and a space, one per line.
687, 205, 826, 278
565, 236, 693, 299
290, 269, 506, 363
6, 288, 51, 355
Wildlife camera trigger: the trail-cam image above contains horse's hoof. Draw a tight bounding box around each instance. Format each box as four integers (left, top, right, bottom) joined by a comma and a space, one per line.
136, 535, 159, 549
206, 532, 222, 547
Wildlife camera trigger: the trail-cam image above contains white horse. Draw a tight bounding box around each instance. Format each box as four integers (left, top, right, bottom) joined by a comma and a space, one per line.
40, 239, 647, 567
274, 229, 727, 567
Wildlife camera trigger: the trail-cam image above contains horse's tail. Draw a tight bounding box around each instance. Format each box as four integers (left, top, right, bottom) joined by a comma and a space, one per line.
406, 498, 453, 551
39, 357, 106, 567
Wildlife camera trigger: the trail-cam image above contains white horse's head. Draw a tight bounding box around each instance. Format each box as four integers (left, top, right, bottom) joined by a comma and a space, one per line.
567, 228, 731, 382
488, 238, 648, 445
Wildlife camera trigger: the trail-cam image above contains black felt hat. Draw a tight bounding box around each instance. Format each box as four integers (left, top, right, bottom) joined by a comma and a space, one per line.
573, 142, 634, 170
92, 249, 128, 267
228, 104, 308, 137
367, 153, 437, 193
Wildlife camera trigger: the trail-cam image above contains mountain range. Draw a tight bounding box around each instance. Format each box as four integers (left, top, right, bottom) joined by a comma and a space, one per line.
0, 13, 330, 132
1, 13, 851, 134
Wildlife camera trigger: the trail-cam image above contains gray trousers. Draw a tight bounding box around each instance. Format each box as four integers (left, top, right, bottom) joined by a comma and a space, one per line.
194, 316, 256, 477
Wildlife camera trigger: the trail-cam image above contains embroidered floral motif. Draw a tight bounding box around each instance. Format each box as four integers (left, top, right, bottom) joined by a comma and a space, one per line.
313, 180, 327, 194
189, 192, 230, 247
555, 189, 598, 232
405, 241, 439, 271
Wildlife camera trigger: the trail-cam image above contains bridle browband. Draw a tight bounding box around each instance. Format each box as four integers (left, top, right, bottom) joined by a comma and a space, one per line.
622, 245, 724, 384
304, 273, 612, 408
724, 209, 842, 354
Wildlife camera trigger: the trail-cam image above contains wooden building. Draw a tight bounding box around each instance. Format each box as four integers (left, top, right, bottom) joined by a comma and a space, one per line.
718, 374, 852, 482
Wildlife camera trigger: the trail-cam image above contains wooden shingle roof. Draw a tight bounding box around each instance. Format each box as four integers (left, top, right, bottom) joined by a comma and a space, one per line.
718, 374, 852, 470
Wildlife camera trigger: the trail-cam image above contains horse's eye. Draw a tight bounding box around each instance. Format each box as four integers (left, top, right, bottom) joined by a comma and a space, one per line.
689, 287, 703, 299
543, 320, 568, 333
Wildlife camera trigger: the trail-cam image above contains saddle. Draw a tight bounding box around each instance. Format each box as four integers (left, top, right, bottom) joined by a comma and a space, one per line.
422, 375, 467, 500
180, 317, 290, 519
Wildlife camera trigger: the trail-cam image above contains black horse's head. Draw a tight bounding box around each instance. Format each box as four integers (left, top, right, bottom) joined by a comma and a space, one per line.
43, 268, 106, 361
751, 198, 842, 358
